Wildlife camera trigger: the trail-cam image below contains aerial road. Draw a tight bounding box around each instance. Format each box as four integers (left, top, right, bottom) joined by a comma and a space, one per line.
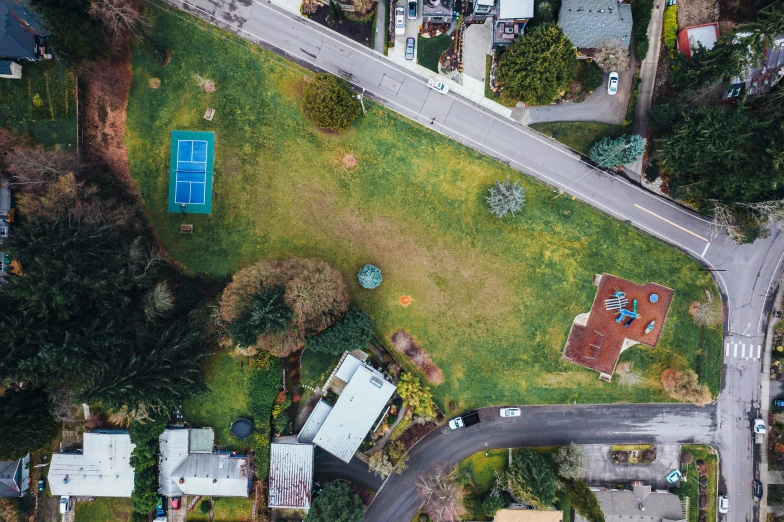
154, 0, 784, 518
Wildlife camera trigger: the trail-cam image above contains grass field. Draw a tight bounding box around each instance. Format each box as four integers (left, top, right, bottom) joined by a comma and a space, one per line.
0, 60, 76, 148
417, 33, 450, 72
126, 3, 722, 412
74, 498, 131, 522
679, 445, 718, 522
529, 122, 623, 157
181, 351, 254, 451
187, 497, 253, 521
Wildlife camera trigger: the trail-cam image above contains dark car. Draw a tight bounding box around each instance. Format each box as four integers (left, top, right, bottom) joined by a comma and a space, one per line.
407, 0, 417, 19
405, 37, 415, 60
171, 497, 181, 510
775, 399, 784, 408
753, 480, 763, 500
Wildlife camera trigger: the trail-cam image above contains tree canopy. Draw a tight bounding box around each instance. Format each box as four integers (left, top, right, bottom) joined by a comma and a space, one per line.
553, 443, 585, 480
396, 373, 438, 419
487, 178, 525, 218
563, 479, 605, 522
28, 0, 106, 64
497, 23, 577, 105
301, 74, 362, 131
506, 449, 559, 508
305, 308, 373, 354
227, 286, 292, 347
0, 388, 56, 461
589, 135, 646, 168
304, 480, 364, 522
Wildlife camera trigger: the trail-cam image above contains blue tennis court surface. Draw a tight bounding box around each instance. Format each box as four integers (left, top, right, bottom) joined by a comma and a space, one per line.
168, 131, 214, 214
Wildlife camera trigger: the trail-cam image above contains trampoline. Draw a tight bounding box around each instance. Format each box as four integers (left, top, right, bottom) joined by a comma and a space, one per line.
230, 418, 253, 439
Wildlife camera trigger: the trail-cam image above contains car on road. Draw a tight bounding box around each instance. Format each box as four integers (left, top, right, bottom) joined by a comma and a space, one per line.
753, 480, 763, 500
775, 399, 784, 408
607, 72, 619, 96
500, 407, 521, 417
59, 496, 71, 514
405, 37, 415, 60
754, 418, 767, 434
38, 479, 45, 492
718, 494, 729, 513
427, 78, 449, 94
407, 0, 417, 19
665, 469, 682, 483
394, 6, 405, 36
448, 410, 481, 430
172, 497, 181, 510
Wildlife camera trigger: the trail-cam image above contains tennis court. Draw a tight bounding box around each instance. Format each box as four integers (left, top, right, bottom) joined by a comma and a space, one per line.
167, 130, 215, 214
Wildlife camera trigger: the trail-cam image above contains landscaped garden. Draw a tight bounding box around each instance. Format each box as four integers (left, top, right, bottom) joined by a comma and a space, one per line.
676, 445, 717, 522
125, 2, 722, 413
186, 497, 253, 521
530, 122, 624, 157
0, 60, 76, 148
73, 498, 132, 522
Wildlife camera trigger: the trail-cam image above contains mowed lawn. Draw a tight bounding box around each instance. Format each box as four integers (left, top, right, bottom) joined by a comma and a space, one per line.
74, 498, 131, 522
0, 60, 76, 148
125, 4, 722, 411
530, 122, 624, 157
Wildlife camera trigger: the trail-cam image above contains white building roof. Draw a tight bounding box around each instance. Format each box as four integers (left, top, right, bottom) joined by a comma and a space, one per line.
49, 432, 135, 498
268, 442, 313, 510
189, 428, 214, 453
498, 0, 534, 20
172, 453, 249, 497
298, 400, 333, 444
334, 353, 364, 383
686, 24, 718, 52
158, 429, 190, 497
312, 365, 396, 463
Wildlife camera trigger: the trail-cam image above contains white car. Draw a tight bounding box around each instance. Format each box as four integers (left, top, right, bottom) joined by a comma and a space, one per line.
59, 496, 71, 514
394, 6, 405, 36
754, 418, 766, 434
500, 407, 521, 417
718, 494, 729, 514
427, 78, 449, 95
607, 72, 619, 96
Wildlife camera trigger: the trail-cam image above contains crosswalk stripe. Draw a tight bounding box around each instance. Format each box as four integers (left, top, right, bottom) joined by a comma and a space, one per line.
742, 345, 746, 358
734, 344, 738, 357
726, 343, 730, 357
759, 345, 762, 359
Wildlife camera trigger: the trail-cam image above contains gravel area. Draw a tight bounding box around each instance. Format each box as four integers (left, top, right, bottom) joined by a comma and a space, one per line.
677, 0, 717, 29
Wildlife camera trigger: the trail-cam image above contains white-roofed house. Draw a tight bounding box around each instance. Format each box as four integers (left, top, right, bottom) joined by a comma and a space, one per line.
297, 400, 332, 444
48, 431, 135, 498
158, 428, 250, 498
268, 442, 314, 517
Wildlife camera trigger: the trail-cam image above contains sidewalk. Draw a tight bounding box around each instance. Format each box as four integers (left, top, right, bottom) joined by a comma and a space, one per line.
628, 0, 666, 176
374, 0, 386, 53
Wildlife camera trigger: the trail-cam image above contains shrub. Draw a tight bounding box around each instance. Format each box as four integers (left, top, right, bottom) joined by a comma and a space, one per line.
564, 479, 605, 522
487, 177, 525, 218
273, 411, 289, 434
302, 74, 362, 131
663, 6, 678, 48
306, 308, 374, 354
249, 353, 281, 478
579, 61, 604, 92
590, 135, 646, 168
226, 286, 292, 348
200, 500, 210, 514
482, 493, 506, 516
357, 264, 382, 289
636, 38, 649, 61
661, 369, 712, 405
128, 416, 167, 516
534, 1, 553, 23
647, 104, 680, 135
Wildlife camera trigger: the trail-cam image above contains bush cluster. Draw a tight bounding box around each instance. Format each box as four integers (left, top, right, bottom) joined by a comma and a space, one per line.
578, 61, 604, 92
306, 308, 374, 355
663, 6, 678, 48
301, 74, 362, 131
128, 417, 167, 515
249, 354, 281, 479
631, 0, 653, 61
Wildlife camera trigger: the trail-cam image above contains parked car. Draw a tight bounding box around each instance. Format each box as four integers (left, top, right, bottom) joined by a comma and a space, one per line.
754, 418, 766, 434
607, 72, 619, 95
407, 0, 417, 19
394, 6, 406, 36
172, 497, 181, 510
59, 496, 71, 514
500, 407, 521, 417
405, 37, 415, 60
665, 469, 682, 483
753, 480, 763, 500
427, 78, 449, 94
38, 479, 45, 492
155, 496, 165, 517
718, 494, 729, 513
448, 410, 481, 430
774, 399, 784, 408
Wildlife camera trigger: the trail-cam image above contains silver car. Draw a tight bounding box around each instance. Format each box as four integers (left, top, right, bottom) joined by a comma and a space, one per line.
405, 37, 415, 60
394, 6, 405, 36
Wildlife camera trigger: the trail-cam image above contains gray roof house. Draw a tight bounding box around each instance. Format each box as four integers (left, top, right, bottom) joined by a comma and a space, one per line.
575, 483, 685, 522
493, 0, 534, 46
158, 428, 250, 498
0, 454, 29, 498
49, 431, 136, 498
559, 0, 632, 52
300, 353, 396, 463
422, 0, 456, 24
0, 0, 52, 79
268, 442, 314, 512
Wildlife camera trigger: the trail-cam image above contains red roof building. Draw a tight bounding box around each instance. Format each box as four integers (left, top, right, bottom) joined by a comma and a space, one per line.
676, 22, 720, 59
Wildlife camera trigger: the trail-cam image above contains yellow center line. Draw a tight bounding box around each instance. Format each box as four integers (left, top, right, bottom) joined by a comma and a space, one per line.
634, 204, 709, 243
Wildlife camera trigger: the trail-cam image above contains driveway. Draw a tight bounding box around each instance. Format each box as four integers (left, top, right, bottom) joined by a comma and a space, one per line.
390, 0, 421, 64
580, 444, 682, 490
313, 449, 382, 491
520, 69, 632, 125
462, 22, 492, 81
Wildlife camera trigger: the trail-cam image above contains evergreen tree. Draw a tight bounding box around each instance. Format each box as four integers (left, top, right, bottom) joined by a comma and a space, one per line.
306, 308, 373, 354
0, 388, 56, 460
228, 286, 292, 347
304, 481, 364, 522
302, 74, 361, 130
28, 0, 106, 64
487, 178, 525, 218
563, 479, 605, 522
589, 135, 646, 168
506, 449, 559, 508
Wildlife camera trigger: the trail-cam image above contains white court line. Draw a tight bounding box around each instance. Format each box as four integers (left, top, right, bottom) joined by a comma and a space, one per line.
725, 343, 730, 357
151, 0, 735, 331
734, 344, 738, 357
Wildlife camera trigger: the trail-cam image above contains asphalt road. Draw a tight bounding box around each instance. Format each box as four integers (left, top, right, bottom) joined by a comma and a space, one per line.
155, 1, 784, 519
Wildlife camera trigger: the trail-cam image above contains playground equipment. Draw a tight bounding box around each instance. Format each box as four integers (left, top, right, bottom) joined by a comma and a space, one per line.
605, 290, 628, 311
649, 293, 659, 303
645, 320, 655, 334
615, 299, 640, 324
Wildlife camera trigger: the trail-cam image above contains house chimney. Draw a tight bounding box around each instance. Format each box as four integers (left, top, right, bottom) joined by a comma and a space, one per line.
179, 478, 185, 484
213, 479, 217, 484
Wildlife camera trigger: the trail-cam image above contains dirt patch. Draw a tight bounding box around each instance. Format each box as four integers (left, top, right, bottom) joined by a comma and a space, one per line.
204, 80, 216, 92
222, 154, 242, 181
661, 368, 678, 388
677, 0, 717, 30
342, 154, 357, 168
308, 5, 373, 47
397, 419, 438, 450
399, 295, 412, 306
391, 330, 444, 384
148, 77, 161, 89
695, 458, 708, 475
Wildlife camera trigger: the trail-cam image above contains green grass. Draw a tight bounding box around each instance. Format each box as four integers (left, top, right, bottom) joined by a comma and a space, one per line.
679, 445, 718, 522
530, 122, 623, 157
74, 498, 131, 522
301, 349, 342, 388
186, 497, 254, 521
125, 2, 722, 412
458, 448, 508, 521
0, 60, 77, 148
610, 444, 653, 452
417, 33, 450, 72
181, 351, 254, 451
769, 485, 784, 506
558, 490, 571, 522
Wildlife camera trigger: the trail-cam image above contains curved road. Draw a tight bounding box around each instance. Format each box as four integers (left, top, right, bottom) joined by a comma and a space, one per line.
152, 0, 784, 519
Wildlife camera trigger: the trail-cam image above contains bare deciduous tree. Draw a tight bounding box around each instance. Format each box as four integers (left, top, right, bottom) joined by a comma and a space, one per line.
7, 146, 80, 190
129, 237, 166, 275
416, 463, 467, 522
48, 388, 76, 423
144, 281, 176, 321
89, 0, 147, 48
707, 201, 746, 243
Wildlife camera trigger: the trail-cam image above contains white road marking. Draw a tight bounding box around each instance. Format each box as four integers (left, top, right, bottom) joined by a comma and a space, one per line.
734, 344, 738, 357
701, 242, 710, 258
758, 345, 762, 359
726, 343, 730, 357
742, 344, 746, 358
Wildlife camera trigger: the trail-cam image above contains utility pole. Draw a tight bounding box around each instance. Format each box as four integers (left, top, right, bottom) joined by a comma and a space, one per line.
357, 88, 367, 115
